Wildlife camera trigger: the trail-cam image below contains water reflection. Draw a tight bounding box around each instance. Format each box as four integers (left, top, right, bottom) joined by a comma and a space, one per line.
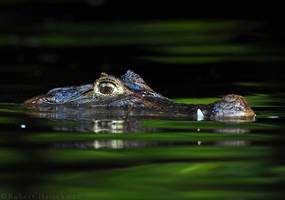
26, 105, 252, 134
1, 99, 282, 200
50, 119, 157, 133
53, 139, 250, 150
214, 128, 250, 134
92, 120, 125, 133
215, 140, 250, 146
54, 139, 158, 149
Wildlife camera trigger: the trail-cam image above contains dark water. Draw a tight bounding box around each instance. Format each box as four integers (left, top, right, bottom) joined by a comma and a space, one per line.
1, 93, 285, 200
1, 1, 285, 200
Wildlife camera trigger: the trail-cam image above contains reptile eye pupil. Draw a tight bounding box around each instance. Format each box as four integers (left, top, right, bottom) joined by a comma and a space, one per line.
99, 82, 115, 94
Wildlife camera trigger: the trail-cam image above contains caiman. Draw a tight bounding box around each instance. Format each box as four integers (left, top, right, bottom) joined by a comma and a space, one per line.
24, 70, 255, 121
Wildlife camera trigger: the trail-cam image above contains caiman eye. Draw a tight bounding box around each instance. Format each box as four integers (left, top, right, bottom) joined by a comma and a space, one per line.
94, 77, 125, 97
99, 82, 116, 94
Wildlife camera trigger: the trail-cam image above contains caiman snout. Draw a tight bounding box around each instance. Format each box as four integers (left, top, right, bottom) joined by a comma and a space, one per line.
211, 94, 255, 119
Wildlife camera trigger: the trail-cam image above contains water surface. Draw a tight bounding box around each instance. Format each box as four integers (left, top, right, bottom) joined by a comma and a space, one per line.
0, 17, 285, 200
0, 91, 284, 199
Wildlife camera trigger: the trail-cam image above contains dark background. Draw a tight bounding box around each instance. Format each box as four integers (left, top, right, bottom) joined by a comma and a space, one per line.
0, 0, 284, 102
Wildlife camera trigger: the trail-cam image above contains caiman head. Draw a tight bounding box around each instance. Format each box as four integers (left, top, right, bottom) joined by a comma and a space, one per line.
24, 70, 171, 110
24, 70, 255, 120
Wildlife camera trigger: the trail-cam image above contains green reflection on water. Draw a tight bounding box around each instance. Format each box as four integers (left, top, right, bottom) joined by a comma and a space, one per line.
150, 45, 266, 55
173, 97, 220, 104
45, 20, 258, 32
0, 145, 272, 166
0, 92, 284, 199
0, 20, 260, 47
173, 93, 285, 107
0, 150, 28, 164
2, 20, 283, 64
0, 117, 20, 124
27, 33, 234, 47
25, 132, 272, 143
20, 162, 285, 200
143, 55, 284, 64
141, 120, 281, 130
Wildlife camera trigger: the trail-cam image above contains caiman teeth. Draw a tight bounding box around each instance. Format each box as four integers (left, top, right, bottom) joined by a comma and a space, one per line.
197, 109, 204, 121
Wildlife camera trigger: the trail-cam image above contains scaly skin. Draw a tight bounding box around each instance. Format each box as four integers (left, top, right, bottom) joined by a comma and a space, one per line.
24, 70, 255, 120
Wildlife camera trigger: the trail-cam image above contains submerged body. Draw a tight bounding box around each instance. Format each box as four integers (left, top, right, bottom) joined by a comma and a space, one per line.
24, 70, 255, 120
